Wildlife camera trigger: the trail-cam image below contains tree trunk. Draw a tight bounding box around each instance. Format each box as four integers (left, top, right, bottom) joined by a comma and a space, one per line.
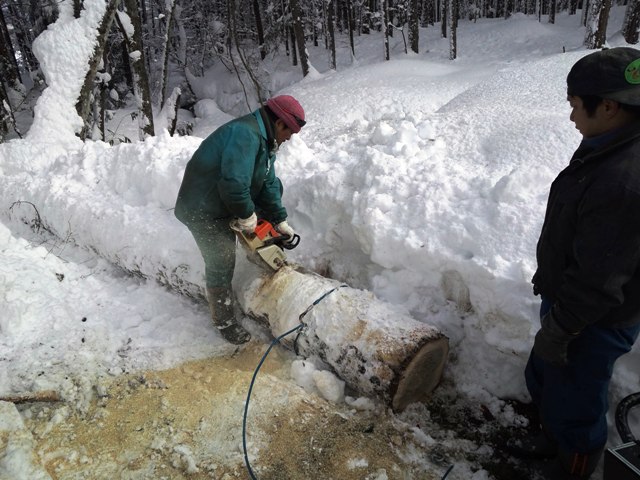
569, 0, 578, 15
253, 0, 266, 60
441, 0, 448, 38
160, 0, 177, 108
76, 0, 120, 141
449, 0, 458, 59
581, 0, 590, 26
584, 0, 611, 48
409, 0, 419, 53
623, 0, 640, 44
549, 0, 556, 23
7, 0, 37, 72
0, 5, 22, 90
290, 0, 310, 76
119, 0, 155, 140
233, 259, 450, 411
383, 0, 390, 60
346, 0, 355, 57
0, 80, 16, 141
327, 0, 337, 69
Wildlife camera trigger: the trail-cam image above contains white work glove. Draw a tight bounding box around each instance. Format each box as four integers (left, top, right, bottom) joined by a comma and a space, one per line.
275, 220, 296, 243
230, 212, 257, 233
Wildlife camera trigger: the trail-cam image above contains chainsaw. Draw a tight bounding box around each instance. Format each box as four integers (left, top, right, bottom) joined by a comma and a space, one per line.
233, 219, 300, 270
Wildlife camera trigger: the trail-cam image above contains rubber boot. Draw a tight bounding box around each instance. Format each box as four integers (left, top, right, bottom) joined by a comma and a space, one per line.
206, 287, 251, 345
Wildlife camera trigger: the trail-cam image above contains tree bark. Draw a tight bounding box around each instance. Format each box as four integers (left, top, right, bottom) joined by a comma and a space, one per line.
623, 0, 640, 44
0, 5, 22, 90
76, 0, 120, 141
160, 0, 177, 108
383, 0, 390, 60
584, 0, 611, 48
449, 0, 458, 59
233, 259, 449, 411
346, 0, 355, 57
118, 0, 155, 140
327, 0, 337, 69
441, 0, 448, 38
290, 0, 310, 76
409, 0, 419, 53
253, 0, 266, 60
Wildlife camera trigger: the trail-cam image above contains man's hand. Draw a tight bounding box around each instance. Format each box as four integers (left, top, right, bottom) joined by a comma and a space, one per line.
230, 213, 257, 233
275, 220, 296, 244
533, 312, 579, 366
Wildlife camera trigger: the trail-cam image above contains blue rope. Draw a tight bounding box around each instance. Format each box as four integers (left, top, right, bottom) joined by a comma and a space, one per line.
242, 285, 346, 479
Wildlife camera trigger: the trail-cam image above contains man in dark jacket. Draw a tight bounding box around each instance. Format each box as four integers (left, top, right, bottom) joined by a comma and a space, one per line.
175, 95, 305, 344
516, 48, 640, 479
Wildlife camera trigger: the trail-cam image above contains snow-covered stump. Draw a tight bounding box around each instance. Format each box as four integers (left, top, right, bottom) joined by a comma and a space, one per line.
233, 258, 449, 412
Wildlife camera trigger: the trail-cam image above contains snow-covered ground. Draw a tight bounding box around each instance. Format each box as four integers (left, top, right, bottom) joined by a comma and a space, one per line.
2, 3, 640, 479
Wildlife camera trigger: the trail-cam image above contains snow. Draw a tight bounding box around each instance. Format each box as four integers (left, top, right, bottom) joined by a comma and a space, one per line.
2, 1, 640, 478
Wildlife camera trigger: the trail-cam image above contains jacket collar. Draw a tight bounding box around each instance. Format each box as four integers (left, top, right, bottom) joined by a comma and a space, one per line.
571, 120, 640, 164
254, 108, 277, 153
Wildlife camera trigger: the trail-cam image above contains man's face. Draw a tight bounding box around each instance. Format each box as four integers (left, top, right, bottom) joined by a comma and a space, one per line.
568, 95, 609, 138
274, 119, 293, 146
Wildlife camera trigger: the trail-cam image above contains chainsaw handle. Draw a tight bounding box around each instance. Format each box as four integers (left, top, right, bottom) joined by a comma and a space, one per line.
281, 233, 300, 250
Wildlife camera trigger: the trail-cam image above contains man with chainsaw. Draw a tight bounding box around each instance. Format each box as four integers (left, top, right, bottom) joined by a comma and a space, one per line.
174, 95, 305, 345
511, 48, 640, 479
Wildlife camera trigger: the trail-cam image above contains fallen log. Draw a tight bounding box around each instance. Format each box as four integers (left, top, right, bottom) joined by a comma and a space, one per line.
233, 256, 449, 411
0, 390, 61, 404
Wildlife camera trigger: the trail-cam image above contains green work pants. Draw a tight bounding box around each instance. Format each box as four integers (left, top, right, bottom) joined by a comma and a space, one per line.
187, 218, 236, 288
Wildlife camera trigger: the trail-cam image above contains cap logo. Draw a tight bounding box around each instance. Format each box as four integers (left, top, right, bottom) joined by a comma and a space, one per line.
624, 59, 640, 84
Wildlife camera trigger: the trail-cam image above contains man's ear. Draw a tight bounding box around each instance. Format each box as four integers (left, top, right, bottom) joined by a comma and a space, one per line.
602, 98, 622, 118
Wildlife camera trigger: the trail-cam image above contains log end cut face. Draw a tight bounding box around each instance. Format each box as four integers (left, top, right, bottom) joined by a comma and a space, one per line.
391, 336, 449, 412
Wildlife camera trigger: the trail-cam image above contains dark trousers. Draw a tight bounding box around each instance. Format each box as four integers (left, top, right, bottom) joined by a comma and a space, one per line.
525, 298, 640, 453
187, 218, 236, 288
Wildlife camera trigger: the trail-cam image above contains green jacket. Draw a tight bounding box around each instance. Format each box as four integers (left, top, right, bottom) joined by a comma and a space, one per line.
175, 109, 287, 225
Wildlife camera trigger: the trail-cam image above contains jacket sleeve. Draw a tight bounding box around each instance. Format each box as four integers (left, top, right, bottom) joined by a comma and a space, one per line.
553, 183, 640, 333
254, 157, 287, 224
217, 123, 259, 219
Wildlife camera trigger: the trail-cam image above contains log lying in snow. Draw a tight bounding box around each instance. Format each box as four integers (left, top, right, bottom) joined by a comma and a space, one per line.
0, 390, 61, 404
233, 257, 449, 411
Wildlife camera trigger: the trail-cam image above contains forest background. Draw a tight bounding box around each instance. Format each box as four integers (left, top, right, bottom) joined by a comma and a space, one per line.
3, 0, 640, 143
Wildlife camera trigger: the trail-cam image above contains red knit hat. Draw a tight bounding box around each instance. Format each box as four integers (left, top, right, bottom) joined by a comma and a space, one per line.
265, 95, 306, 133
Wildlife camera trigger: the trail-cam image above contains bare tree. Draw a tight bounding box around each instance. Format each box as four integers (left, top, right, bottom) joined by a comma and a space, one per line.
549, 0, 557, 23
346, 0, 355, 57
442, 0, 448, 38
76, 0, 120, 140
327, 0, 337, 69
409, 0, 419, 53
584, 0, 611, 48
160, 0, 177, 107
253, 0, 266, 60
623, 0, 640, 44
290, 0, 310, 76
0, 5, 22, 91
449, 0, 458, 59
117, 0, 155, 140
383, 0, 390, 60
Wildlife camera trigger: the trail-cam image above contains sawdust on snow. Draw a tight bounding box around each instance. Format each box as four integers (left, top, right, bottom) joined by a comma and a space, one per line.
22, 342, 441, 480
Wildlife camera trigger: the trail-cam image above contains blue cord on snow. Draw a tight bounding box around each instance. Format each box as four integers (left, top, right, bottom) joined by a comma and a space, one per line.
242, 322, 304, 480
441, 465, 454, 479
242, 284, 346, 479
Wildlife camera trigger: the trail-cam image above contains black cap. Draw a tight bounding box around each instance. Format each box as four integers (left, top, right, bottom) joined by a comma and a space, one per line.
567, 47, 640, 106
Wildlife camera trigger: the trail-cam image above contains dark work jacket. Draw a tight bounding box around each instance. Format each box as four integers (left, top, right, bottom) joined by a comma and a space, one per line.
174, 108, 287, 226
532, 121, 640, 332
